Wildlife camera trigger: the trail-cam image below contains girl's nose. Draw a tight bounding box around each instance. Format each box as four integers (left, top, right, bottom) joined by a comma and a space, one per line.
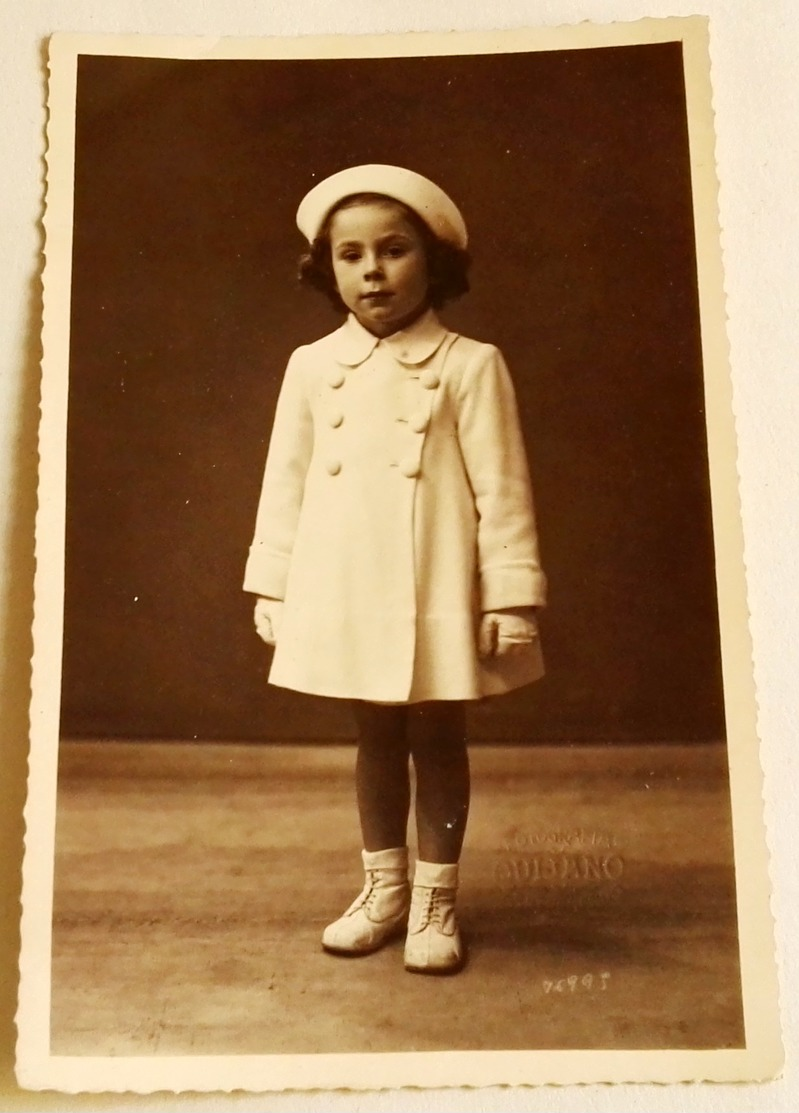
363, 254, 384, 279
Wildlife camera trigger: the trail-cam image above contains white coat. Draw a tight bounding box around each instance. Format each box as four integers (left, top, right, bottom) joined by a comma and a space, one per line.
243, 309, 547, 703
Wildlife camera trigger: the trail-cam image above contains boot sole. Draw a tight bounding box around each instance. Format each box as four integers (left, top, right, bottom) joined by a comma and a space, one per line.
404, 956, 466, 976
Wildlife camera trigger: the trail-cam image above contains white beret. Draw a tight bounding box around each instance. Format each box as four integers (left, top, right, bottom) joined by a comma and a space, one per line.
296, 164, 468, 249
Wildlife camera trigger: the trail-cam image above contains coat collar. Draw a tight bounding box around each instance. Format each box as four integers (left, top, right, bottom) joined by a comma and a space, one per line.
328, 309, 451, 367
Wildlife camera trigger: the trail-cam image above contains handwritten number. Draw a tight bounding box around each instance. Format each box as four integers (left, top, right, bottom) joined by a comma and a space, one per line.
541, 972, 611, 994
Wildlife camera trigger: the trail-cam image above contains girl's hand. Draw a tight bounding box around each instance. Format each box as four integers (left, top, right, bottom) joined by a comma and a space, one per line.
478, 608, 539, 658
254, 597, 283, 646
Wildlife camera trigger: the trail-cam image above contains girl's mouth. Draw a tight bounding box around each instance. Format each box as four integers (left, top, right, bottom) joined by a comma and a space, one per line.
361, 291, 393, 303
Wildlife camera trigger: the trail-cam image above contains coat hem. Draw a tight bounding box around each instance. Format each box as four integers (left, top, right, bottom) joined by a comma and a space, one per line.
266, 671, 544, 704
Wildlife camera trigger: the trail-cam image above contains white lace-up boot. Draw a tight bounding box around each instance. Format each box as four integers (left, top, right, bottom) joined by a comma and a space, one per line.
404, 860, 464, 974
322, 847, 410, 955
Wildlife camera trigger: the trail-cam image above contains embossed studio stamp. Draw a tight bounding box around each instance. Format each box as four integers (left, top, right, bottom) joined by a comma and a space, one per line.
495, 852, 625, 886
498, 825, 624, 891
502, 827, 618, 852
495, 826, 625, 904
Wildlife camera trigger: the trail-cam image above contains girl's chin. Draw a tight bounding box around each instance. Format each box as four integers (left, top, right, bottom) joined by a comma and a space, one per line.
353, 302, 428, 337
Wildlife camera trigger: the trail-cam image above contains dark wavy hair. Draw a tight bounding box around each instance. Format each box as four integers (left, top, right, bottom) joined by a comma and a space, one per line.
298, 192, 471, 313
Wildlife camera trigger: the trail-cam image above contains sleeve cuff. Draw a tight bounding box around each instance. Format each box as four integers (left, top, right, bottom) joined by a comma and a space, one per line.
242, 544, 290, 600
480, 564, 548, 612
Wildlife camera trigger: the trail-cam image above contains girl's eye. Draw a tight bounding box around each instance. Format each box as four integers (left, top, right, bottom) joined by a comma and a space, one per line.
339, 251, 361, 262
384, 245, 406, 258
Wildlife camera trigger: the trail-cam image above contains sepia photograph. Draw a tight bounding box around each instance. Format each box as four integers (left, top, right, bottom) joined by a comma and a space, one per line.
17, 18, 781, 1093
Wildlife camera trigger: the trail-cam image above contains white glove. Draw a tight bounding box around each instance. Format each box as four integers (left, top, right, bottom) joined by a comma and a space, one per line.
478, 608, 539, 658
254, 597, 283, 646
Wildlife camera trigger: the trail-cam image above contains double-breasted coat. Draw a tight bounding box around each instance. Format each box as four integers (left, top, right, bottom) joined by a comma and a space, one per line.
244, 309, 547, 703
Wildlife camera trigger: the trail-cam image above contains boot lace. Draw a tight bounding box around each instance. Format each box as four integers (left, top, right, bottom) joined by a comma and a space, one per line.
412, 886, 447, 931
352, 869, 381, 914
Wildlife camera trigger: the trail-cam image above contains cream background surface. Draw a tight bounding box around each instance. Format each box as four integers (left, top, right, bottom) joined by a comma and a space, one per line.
1, 2, 795, 1111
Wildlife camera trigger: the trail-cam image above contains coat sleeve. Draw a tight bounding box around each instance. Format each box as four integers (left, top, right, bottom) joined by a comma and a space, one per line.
243, 349, 314, 599
455, 344, 547, 612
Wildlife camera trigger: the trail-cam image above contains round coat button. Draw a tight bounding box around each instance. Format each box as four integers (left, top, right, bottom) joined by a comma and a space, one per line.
410, 413, 429, 433
399, 458, 421, 478
326, 459, 342, 476
329, 411, 344, 428
328, 369, 345, 388
420, 370, 440, 390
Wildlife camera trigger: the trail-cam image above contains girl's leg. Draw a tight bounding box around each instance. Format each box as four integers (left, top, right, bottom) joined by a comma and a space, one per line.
409, 701, 470, 863
352, 701, 411, 852
321, 702, 411, 955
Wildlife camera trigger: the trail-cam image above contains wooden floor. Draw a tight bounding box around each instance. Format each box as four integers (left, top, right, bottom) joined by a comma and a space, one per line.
50, 740, 744, 1056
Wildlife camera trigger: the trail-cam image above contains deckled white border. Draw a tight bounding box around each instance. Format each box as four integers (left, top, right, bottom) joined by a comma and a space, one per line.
16, 16, 782, 1093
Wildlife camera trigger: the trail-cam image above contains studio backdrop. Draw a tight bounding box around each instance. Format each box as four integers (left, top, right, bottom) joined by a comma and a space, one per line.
60, 41, 724, 744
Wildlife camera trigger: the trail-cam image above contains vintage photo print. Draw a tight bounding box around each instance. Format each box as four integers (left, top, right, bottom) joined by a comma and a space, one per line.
18, 18, 781, 1093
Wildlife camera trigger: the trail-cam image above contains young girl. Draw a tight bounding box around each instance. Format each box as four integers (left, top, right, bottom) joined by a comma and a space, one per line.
244, 165, 547, 975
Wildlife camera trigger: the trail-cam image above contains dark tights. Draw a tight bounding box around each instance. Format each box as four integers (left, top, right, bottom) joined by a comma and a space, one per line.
352, 701, 470, 864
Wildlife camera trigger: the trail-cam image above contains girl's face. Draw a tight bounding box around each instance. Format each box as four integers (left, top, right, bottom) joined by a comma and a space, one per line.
328, 200, 430, 337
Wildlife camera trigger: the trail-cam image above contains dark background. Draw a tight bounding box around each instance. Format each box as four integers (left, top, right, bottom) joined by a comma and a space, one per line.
60, 42, 725, 743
